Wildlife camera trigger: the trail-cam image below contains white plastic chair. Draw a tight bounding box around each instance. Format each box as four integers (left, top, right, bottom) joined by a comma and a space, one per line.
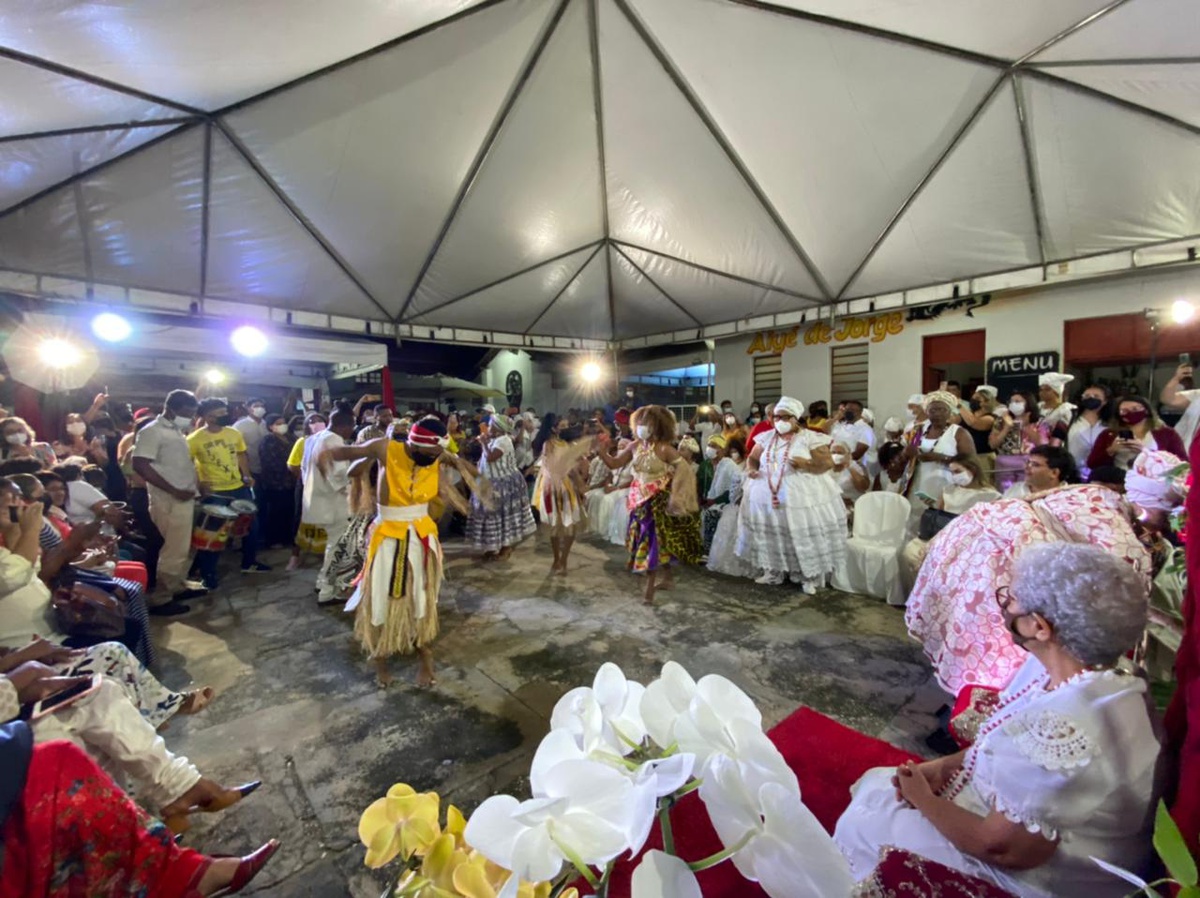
832, 491, 910, 601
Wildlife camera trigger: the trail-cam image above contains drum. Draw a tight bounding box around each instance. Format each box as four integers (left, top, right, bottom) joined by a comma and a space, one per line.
192, 503, 238, 551
229, 498, 258, 538
295, 522, 328, 554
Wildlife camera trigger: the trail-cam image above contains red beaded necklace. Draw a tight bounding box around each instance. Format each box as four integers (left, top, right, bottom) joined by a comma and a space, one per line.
766, 431, 793, 508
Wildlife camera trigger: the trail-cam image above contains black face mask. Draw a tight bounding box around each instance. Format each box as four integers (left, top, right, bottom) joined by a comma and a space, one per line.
969, 398, 983, 412
41, 494, 53, 509
411, 451, 438, 467
842, 411, 857, 423
214, 415, 231, 427
1080, 396, 1105, 411
813, 408, 828, 419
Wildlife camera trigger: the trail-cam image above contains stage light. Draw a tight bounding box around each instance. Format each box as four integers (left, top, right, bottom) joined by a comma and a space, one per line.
1172, 300, 1195, 324
91, 311, 132, 342
230, 325, 267, 357
580, 361, 602, 384
204, 368, 225, 385
38, 337, 81, 369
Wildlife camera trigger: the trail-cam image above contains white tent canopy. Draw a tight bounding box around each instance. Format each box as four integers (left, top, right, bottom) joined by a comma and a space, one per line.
0, 0, 1197, 343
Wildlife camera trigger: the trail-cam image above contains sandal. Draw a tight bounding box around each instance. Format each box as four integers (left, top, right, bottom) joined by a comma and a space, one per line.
179, 687, 215, 715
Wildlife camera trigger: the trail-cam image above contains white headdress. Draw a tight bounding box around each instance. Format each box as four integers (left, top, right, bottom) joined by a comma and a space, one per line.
975, 385, 998, 399
1038, 373, 1075, 396
774, 396, 804, 419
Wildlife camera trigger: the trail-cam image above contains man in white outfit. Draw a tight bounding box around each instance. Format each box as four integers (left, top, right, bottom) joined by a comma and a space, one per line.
302, 406, 355, 605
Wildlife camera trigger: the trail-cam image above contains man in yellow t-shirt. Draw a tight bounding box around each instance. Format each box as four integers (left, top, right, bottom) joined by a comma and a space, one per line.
188, 397, 269, 587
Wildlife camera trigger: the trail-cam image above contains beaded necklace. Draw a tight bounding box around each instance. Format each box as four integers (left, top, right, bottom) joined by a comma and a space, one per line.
765, 431, 794, 508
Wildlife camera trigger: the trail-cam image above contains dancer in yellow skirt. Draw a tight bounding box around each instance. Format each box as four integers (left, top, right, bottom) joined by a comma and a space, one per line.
318, 417, 470, 687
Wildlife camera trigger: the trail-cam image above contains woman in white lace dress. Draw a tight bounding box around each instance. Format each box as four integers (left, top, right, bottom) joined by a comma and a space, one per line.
836, 542, 1161, 898
736, 396, 847, 592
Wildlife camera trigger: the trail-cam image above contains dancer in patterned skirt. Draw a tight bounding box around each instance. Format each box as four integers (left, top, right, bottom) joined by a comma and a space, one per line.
465, 414, 536, 561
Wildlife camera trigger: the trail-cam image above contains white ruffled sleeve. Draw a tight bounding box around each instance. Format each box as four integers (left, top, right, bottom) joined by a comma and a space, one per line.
0, 676, 18, 722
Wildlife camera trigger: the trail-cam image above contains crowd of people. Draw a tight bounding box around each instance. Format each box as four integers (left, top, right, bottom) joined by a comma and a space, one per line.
0, 364, 1190, 896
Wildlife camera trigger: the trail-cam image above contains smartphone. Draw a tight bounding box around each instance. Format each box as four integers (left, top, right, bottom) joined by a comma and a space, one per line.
1118, 429, 1134, 441
7, 505, 17, 524
20, 675, 101, 721
915, 491, 936, 506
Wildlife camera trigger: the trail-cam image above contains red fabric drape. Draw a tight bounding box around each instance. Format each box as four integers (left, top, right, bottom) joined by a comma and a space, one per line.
1167, 430, 1200, 853
380, 366, 394, 411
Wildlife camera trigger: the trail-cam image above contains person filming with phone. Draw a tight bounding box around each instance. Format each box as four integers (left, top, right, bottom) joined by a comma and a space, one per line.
1086, 394, 1186, 475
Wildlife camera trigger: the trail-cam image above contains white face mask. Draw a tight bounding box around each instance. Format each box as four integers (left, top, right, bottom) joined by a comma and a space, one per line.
309, 421, 327, 434
774, 420, 793, 435
250, 406, 266, 419
703, 446, 718, 459
635, 425, 651, 440
626, 391, 635, 399
724, 415, 737, 426
750, 417, 761, 425
831, 453, 846, 465
951, 471, 973, 487
905, 409, 917, 421
172, 415, 193, 430
66, 422, 87, 436
1009, 401, 1026, 416
5, 432, 27, 445
271, 423, 288, 434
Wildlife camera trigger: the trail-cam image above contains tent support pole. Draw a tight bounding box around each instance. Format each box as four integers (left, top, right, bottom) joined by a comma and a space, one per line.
524, 243, 606, 335
395, 0, 573, 323
611, 244, 702, 328
199, 122, 213, 297
1011, 0, 1133, 66
1010, 74, 1047, 268
835, 75, 1007, 300
216, 122, 394, 322
0, 118, 200, 145
611, 0, 833, 302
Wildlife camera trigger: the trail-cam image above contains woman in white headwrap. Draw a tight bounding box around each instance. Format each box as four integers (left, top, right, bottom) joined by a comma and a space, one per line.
735, 396, 846, 592
905, 391, 975, 529
1037, 372, 1076, 443
465, 414, 536, 560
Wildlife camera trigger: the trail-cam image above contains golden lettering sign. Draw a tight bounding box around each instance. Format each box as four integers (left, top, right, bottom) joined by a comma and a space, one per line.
804, 311, 905, 346
745, 326, 800, 355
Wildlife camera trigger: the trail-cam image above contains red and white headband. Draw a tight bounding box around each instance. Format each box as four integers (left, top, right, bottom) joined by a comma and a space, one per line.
408, 423, 449, 449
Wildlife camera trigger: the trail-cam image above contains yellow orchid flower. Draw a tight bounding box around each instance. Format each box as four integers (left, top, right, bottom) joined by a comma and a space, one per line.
358, 783, 443, 869
449, 850, 576, 898
445, 804, 467, 846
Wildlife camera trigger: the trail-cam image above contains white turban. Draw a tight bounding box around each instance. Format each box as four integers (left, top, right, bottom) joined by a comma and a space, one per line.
1125, 450, 1188, 511
923, 391, 958, 412
678, 436, 700, 455
907, 393, 925, 407
775, 396, 804, 419
1038, 373, 1075, 396
975, 385, 998, 399
482, 404, 496, 414
884, 416, 904, 434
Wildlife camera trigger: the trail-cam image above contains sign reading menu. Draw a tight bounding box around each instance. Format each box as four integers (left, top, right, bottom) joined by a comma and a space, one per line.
986, 351, 1061, 400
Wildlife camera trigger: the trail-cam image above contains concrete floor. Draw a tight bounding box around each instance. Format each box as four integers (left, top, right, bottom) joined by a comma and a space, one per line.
153, 531, 945, 897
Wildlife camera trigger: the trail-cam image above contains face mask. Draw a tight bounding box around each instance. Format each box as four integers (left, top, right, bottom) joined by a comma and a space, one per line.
635, 425, 651, 440
703, 446, 718, 459
1008, 401, 1026, 416
172, 415, 193, 430
969, 398, 982, 412
309, 422, 327, 434
250, 406, 266, 419
66, 422, 87, 436
4, 433, 27, 445
362, 416, 375, 425
842, 411, 856, 423
831, 453, 846, 465
750, 407, 760, 415
813, 409, 828, 419
214, 415, 231, 427
1080, 396, 1104, 411
292, 429, 304, 438
626, 391, 634, 399
411, 451, 438, 467
724, 415, 737, 426
271, 423, 288, 434
749, 417, 761, 425
905, 409, 916, 421
951, 471, 973, 487
1120, 408, 1149, 425
774, 420, 793, 435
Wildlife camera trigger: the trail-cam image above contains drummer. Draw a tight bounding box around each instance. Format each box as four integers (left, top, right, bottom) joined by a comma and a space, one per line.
187, 398, 271, 590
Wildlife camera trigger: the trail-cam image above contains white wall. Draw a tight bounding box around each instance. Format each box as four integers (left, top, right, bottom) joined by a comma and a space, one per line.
478, 348, 574, 413
715, 266, 1200, 423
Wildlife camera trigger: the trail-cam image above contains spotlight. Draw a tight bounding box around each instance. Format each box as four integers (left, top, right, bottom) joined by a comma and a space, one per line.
38, 337, 81, 369
91, 311, 131, 342
1172, 300, 1195, 325
230, 325, 267, 357
580, 361, 602, 384
204, 368, 226, 385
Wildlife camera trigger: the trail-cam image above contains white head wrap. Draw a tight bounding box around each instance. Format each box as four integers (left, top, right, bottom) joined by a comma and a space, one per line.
488, 414, 514, 435
975, 385, 999, 399
907, 393, 925, 408
1125, 450, 1188, 511
861, 408, 875, 426
774, 396, 804, 419
923, 391, 958, 412
678, 436, 700, 455
1038, 373, 1075, 396
884, 416, 904, 435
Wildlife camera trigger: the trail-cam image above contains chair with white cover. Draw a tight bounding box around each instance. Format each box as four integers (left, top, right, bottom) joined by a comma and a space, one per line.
832, 492, 910, 601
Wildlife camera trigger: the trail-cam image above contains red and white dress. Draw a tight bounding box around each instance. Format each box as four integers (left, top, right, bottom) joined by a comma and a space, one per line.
905, 485, 1151, 694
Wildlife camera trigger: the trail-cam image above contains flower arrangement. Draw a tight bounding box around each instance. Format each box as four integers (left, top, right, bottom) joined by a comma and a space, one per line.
359, 661, 852, 897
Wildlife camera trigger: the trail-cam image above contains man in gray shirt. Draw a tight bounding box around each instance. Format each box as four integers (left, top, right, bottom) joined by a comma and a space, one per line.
232, 397, 269, 476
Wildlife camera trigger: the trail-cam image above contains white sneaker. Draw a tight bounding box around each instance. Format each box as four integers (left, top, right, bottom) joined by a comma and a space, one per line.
755, 570, 784, 586
801, 579, 819, 596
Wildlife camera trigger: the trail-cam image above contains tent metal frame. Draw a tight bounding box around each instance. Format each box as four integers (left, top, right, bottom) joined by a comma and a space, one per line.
0, 0, 1197, 342
611, 244, 704, 328
524, 242, 606, 334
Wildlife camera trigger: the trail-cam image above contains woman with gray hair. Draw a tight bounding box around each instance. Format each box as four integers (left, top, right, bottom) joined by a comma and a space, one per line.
838, 541, 1160, 897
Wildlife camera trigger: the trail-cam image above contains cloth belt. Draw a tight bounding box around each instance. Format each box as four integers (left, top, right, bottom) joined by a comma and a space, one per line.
376, 503, 429, 522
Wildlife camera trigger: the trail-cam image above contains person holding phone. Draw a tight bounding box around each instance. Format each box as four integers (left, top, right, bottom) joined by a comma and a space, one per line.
988, 390, 1047, 493
1087, 394, 1186, 474
1161, 357, 1200, 453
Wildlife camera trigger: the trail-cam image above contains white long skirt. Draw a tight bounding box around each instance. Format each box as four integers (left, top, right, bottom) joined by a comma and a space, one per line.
585, 488, 610, 536
606, 487, 632, 546
707, 502, 755, 578
736, 471, 847, 578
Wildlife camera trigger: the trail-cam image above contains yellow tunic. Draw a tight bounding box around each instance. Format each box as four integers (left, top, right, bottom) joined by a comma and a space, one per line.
347, 441, 441, 658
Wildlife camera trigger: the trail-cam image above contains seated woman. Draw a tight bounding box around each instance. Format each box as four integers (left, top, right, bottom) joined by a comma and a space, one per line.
872, 441, 909, 494
586, 438, 632, 541
1087, 394, 1187, 476
898, 456, 1000, 597
830, 440, 870, 511
906, 464, 1152, 695
837, 542, 1161, 898
0, 672, 276, 897
701, 435, 743, 555
989, 391, 1047, 494
0, 416, 56, 469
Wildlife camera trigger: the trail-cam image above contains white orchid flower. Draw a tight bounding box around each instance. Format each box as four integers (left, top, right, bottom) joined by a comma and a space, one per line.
534, 730, 696, 800
630, 850, 702, 898
699, 755, 853, 898
466, 758, 658, 882
552, 662, 648, 757
640, 661, 697, 749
